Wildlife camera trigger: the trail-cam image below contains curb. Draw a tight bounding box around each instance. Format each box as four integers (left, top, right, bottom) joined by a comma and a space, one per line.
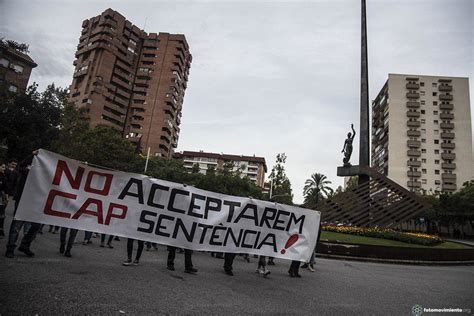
316, 253, 474, 266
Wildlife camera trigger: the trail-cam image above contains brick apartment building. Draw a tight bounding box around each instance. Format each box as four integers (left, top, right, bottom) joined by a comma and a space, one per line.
174, 151, 267, 188
0, 40, 37, 93
68, 8, 191, 157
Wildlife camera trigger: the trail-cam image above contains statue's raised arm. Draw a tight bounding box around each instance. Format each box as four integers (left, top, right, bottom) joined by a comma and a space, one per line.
351, 124, 356, 140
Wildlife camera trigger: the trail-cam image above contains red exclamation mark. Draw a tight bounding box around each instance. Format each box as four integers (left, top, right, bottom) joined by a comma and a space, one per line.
280, 234, 299, 254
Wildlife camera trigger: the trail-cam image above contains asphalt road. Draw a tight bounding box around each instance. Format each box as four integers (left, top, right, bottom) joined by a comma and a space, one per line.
1, 204, 473, 315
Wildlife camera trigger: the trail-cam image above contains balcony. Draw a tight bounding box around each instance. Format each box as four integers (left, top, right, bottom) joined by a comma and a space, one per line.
440, 132, 455, 139
442, 183, 457, 191
407, 150, 421, 157
407, 171, 421, 178
441, 163, 456, 170
442, 173, 457, 181
441, 153, 456, 160
406, 83, 420, 89
406, 92, 420, 99
407, 160, 421, 167
439, 94, 453, 101
440, 142, 455, 150
407, 130, 421, 137
406, 101, 420, 108
439, 103, 453, 111
407, 140, 421, 148
407, 181, 421, 188
407, 120, 421, 128
438, 85, 452, 92
440, 113, 454, 120
440, 122, 454, 130
406, 111, 420, 118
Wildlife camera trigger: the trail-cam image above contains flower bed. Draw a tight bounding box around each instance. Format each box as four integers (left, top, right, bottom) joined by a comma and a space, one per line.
322, 225, 443, 246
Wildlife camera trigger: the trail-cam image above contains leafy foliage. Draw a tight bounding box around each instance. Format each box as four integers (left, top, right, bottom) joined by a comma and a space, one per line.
302, 173, 333, 209
267, 153, 293, 204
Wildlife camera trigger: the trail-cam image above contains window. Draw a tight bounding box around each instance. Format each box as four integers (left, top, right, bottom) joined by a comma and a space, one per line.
11, 64, 24, 73
420, 82, 425, 87
421, 128, 426, 134
421, 110, 425, 114
435, 170, 440, 175
433, 101, 438, 106
432, 92, 437, 96
435, 180, 441, 185
0, 58, 9, 67
421, 138, 426, 143
421, 100, 425, 105
433, 111, 438, 115
127, 47, 135, 53
420, 91, 425, 96
8, 85, 17, 93
422, 159, 426, 163
435, 160, 439, 164
432, 83, 437, 88
422, 179, 427, 184
421, 119, 426, 124
434, 129, 439, 135
434, 149, 439, 154
422, 149, 426, 153
434, 120, 438, 124
434, 139, 439, 144
422, 169, 427, 174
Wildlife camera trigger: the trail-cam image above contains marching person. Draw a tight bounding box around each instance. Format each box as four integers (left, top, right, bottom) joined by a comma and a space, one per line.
167, 246, 197, 274
123, 238, 144, 266
100, 234, 114, 248
288, 260, 302, 278
0, 162, 7, 237
256, 256, 271, 277
59, 227, 78, 257
5, 150, 42, 258
223, 252, 236, 276
301, 222, 322, 272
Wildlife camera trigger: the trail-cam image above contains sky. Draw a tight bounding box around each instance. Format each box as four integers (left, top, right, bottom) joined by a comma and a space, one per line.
1, 0, 473, 204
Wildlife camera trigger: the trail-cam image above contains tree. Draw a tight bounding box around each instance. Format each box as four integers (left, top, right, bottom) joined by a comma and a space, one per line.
267, 153, 293, 204
1, 38, 30, 53
0, 83, 63, 160
303, 173, 332, 209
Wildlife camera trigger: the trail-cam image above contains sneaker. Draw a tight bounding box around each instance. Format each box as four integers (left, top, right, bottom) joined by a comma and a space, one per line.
308, 265, 315, 272
184, 267, 198, 274
87, 240, 92, 244
224, 269, 234, 276
0, 230, 5, 237
301, 263, 309, 269
267, 260, 275, 266
167, 265, 175, 271
64, 250, 72, 258
18, 246, 35, 257
133, 259, 139, 266
5, 251, 14, 258
100, 243, 105, 248
59, 245, 65, 254
122, 259, 133, 266
114, 236, 120, 241
152, 245, 158, 250
145, 247, 150, 251
107, 243, 114, 249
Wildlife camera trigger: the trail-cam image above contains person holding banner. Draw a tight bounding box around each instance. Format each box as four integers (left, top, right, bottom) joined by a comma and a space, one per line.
123, 238, 145, 266
167, 246, 197, 274
288, 260, 302, 278
59, 227, 78, 257
5, 151, 41, 258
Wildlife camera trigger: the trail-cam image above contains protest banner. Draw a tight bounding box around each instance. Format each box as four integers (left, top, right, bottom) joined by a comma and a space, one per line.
15, 149, 320, 261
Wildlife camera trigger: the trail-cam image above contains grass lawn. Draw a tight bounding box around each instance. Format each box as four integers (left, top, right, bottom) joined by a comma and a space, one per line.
320, 231, 472, 249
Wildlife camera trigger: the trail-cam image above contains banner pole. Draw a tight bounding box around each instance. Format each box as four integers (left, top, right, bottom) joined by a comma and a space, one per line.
144, 147, 151, 173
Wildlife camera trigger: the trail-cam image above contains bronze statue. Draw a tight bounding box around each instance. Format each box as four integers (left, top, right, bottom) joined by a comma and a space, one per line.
342, 124, 356, 166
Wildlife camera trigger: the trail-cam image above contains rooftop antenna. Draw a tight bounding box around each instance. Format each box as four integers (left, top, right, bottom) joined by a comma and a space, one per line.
143, 16, 148, 31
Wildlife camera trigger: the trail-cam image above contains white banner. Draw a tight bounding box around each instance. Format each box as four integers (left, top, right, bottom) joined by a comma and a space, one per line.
15, 149, 320, 261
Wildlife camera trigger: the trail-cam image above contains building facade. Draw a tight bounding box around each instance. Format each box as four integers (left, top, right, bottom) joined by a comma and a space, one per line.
372, 74, 472, 194
174, 151, 267, 188
0, 41, 37, 93
68, 8, 191, 158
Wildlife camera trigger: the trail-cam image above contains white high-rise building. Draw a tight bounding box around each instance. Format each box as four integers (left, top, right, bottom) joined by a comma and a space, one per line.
372, 74, 472, 194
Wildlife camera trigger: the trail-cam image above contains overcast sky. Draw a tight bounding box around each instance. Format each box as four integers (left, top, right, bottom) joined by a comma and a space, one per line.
1, 0, 473, 203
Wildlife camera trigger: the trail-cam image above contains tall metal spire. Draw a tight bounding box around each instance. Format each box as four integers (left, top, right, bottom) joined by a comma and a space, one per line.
359, 0, 370, 185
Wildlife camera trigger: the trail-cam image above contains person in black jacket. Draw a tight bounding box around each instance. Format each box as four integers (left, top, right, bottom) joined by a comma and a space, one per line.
0, 162, 7, 237
5, 151, 42, 258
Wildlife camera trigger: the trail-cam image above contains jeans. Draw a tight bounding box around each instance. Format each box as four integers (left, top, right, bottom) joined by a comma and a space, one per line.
84, 231, 93, 241
167, 246, 193, 269
6, 220, 41, 253
127, 238, 144, 261
60, 227, 78, 250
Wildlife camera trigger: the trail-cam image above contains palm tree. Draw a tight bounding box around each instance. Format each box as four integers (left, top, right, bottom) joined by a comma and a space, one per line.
303, 173, 333, 208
